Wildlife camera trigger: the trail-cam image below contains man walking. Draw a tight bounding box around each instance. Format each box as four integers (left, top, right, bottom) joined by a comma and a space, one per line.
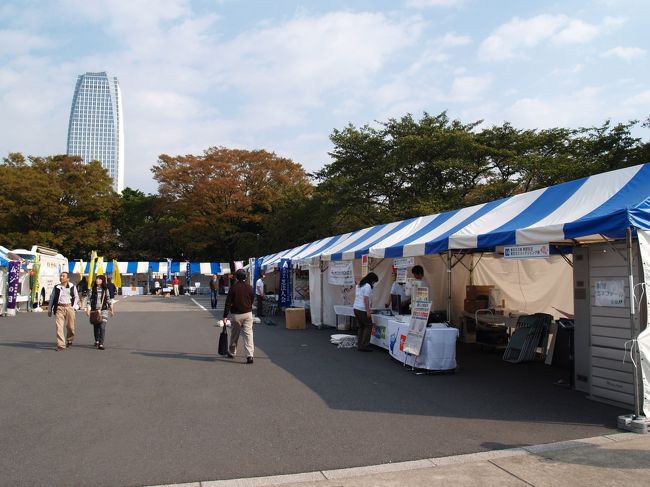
223, 269, 255, 364
209, 274, 219, 309
48, 272, 79, 351
255, 270, 265, 319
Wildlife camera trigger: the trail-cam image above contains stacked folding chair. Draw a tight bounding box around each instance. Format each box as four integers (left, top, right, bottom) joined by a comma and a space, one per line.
502, 313, 552, 363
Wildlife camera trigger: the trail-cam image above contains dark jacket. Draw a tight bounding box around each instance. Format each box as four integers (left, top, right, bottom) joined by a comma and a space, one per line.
48, 283, 79, 315
223, 281, 254, 318
88, 287, 111, 311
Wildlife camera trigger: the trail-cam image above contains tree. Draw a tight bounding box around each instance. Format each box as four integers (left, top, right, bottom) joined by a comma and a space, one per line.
0, 153, 118, 256
151, 147, 312, 261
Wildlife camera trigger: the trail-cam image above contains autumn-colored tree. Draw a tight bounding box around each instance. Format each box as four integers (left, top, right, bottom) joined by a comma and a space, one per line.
151, 147, 312, 261
0, 153, 118, 257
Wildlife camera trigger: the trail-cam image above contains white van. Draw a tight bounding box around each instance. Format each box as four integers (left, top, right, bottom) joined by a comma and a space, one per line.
11, 245, 69, 306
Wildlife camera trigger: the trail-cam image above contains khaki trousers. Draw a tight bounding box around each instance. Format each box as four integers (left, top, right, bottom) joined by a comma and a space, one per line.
55, 305, 76, 348
229, 312, 254, 358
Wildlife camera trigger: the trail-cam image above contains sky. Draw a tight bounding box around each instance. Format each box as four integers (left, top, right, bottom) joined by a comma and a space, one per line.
1, 0, 649, 193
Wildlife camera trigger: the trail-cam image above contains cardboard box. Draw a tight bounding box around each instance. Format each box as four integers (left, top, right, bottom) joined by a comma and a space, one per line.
285, 307, 307, 329
466, 285, 494, 299
464, 298, 489, 313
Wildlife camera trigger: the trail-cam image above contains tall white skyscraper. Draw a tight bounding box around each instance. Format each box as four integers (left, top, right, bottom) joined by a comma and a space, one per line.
66, 71, 124, 193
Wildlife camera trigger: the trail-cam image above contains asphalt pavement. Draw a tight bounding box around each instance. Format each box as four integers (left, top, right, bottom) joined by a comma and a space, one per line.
0, 294, 636, 487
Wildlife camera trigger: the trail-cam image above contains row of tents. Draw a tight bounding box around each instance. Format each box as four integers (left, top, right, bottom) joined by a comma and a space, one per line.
256, 163, 650, 419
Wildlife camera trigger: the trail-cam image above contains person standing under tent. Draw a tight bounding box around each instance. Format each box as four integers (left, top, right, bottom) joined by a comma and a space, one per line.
106, 277, 117, 300
353, 272, 379, 352
172, 275, 180, 296
209, 274, 219, 309
223, 269, 255, 364
86, 275, 114, 350
77, 276, 89, 311
385, 268, 408, 314
48, 272, 80, 351
255, 270, 265, 319
403, 265, 430, 310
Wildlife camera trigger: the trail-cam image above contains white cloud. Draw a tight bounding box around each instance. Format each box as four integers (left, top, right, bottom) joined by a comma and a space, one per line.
479, 14, 625, 61
479, 15, 568, 61
552, 19, 599, 44
602, 46, 646, 60
406, 0, 465, 7
448, 74, 493, 101
438, 32, 471, 47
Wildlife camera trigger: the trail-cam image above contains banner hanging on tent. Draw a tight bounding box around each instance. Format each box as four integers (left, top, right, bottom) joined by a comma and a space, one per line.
279, 258, 292, 308
328, 261, 354, 286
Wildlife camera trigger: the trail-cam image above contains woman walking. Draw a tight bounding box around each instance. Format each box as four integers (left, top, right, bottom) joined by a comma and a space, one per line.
353, 272, 379, 352
86, 275, 114, 350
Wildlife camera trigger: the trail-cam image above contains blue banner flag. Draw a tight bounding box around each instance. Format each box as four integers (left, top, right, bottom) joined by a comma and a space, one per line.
279, 258, 292, 308
7, 261, 20, 312
185, 261, 191, 287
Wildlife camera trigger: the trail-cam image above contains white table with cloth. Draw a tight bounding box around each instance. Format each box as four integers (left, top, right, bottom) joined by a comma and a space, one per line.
370, 314, 458, 371
121, 287, 144, 296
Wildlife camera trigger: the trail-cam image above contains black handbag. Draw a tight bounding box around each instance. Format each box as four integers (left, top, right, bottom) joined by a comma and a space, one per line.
89, 310, 103, 326
218, 323, 229, 356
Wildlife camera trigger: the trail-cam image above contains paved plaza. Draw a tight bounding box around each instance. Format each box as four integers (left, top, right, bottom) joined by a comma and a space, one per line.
0, 295, 643, 486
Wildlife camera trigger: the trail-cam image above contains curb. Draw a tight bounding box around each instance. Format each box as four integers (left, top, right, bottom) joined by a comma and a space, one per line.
148, 432, 643, 487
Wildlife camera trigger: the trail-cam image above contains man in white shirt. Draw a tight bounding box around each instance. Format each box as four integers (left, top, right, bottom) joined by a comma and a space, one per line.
386, 268, 408, 314
404, 265, 431, 310
47, 272, 79, 351
255, 271, 265, 318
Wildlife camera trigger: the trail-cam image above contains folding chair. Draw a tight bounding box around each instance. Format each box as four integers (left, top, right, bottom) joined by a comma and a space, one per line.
502, 313, 552, 363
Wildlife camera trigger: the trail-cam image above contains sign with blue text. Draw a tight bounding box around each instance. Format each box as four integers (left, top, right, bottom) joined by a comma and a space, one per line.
279, 259, 292, 308
185, 261, 191, 287
504, 244, 549, 259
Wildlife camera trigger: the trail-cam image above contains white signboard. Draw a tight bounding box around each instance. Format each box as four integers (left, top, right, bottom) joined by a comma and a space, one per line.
594, 279, 625, 307
393, 257, 414, 269
403, 298, 432, 356
328, 261, 355, 286
504, 244, 550, 259
396, 268, 408, 284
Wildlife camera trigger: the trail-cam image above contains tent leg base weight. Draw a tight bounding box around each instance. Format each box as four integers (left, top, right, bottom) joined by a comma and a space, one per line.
617, 414, 650, 434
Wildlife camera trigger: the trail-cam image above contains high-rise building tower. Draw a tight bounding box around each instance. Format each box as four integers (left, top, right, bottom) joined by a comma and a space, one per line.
66, 71, 124, 192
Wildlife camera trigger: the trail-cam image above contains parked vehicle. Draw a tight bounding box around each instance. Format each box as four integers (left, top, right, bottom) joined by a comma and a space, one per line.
11, 245, 68, 306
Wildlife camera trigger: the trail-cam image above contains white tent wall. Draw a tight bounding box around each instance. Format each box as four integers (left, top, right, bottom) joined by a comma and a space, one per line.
471, 255, 574, 320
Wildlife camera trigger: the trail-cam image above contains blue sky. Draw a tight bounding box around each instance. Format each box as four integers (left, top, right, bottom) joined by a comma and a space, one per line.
1, 0, 648, 193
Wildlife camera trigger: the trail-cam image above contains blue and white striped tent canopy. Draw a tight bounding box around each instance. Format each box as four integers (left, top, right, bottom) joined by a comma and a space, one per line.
68, 261, 231, 276
0, 246, 11, 267
260, 163, 650, 265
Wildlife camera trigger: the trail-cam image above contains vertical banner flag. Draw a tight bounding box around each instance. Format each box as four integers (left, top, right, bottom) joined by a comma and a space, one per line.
166, 258, 172, 284
186, 261, 191, 288
79, 259, 84, 281
6, 261, 20, 316
87, 250, 97, 288
113, 259, 122, 288
30, 255, 41, 307
249, 258, 256, 286
279, 258, 292, 308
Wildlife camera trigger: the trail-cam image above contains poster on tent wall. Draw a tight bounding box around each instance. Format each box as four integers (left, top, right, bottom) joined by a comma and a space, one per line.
393, 257, 413, 283
504, 244, 550, 259
361, 255, 368, 278
328, 261, 354, 286
637, 229, 650, 417
594, 279, 625, 307
5, 261, 20, 316
279, 259, 292, 308
403, 298, 432, 356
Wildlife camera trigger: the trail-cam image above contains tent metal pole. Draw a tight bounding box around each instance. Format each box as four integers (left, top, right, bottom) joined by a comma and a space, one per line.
627, 227, 641, 418
447, 250, 452, 322
320, 259, 324, 328
1, 268, 7, 316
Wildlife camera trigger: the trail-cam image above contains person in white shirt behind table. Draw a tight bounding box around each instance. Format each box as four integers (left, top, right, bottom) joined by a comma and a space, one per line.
352, 272, 379, 352
255, 270, 265, 320
385, 267, 408, 314
403, 265, 431, 311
